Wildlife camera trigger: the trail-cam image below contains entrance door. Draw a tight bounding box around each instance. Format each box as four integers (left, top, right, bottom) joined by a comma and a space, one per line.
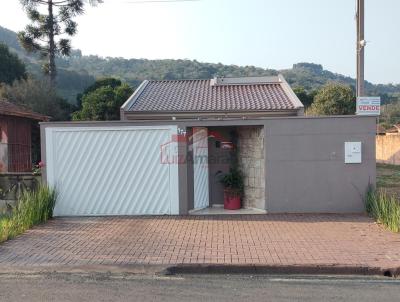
207, 127, 234, 206
193, 127, 209, 210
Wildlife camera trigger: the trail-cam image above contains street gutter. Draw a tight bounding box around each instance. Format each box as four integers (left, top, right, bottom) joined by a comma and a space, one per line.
0, 263, 398, 278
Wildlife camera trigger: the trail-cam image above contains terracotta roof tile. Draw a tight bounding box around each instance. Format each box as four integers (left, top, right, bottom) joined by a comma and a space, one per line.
125, 78, 302, 113
0, 99, 49, 121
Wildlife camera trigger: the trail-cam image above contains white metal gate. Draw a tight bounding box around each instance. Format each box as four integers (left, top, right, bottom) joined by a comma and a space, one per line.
45, 126, 179, 216
193, 127, 209, 210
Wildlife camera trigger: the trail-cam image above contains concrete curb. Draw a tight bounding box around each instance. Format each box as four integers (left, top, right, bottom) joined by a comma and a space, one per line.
0, 264, 169, 276
0, 264, 399, 278
163, 264, 400, 278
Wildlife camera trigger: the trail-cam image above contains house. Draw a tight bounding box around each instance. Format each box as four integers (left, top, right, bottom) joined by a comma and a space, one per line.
385, 124, 400, 135
0, 99, 48, 173
119, 76, 304, 212
40, 76, 376, 216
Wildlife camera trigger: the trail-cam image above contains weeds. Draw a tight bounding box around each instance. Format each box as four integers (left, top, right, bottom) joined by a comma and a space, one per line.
365, 187, 400, 233
0, 185, 57, 243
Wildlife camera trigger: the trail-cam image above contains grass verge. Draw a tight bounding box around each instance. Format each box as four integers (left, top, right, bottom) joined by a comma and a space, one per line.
376, 163, 400, 192
366, 187, 400, 233
0, 186, 57, 243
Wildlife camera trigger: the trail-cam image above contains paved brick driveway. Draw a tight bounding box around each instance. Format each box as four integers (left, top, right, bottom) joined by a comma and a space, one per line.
0, 214, 399, 269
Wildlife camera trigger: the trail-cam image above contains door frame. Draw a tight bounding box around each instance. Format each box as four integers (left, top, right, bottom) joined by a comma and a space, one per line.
192, 127, 210, 210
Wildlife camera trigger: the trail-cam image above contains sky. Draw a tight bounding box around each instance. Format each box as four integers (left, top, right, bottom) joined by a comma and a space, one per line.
0, 0, 399, 84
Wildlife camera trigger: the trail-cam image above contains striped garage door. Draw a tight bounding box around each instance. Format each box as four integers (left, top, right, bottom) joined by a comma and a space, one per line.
45, 126, 179, 216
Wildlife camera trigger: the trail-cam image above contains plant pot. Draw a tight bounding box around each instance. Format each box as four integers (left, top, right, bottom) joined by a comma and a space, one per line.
223, 188, 241, 210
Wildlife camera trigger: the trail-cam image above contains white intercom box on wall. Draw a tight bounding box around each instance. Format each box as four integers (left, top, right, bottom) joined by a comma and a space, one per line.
344, 142, 362, 164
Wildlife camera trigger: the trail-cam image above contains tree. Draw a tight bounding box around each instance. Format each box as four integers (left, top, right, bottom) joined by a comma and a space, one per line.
0, 43, 27, 84
73, 81, 133, 121
18, 0, 102, 85
76, 77, 122, 108
293, 86, 316, 108
308, 83, 356, 116
0, 77, 74, 121
379, 102, 400, 127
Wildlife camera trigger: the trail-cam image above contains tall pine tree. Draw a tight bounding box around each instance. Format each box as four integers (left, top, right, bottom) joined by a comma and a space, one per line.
0, 43, 27, 84
18, 0, 101, 85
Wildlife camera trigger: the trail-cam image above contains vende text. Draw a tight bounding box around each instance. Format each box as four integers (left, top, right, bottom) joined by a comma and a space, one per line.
358, 105, 380, 111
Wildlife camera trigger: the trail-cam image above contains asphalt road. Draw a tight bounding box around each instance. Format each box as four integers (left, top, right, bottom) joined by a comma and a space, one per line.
1, 273, 399, 302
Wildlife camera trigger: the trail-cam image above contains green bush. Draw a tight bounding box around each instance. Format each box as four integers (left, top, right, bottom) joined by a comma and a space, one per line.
219, 167, 244, 195
0, 186, 57, 242
365, 187, 400, 233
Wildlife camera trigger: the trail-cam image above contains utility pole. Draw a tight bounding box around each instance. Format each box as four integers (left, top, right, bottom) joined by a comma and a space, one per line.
356, 0, 365, 97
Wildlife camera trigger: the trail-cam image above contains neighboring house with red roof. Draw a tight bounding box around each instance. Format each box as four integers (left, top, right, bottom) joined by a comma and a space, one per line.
0, 99, 49, 172
385, 124, 400, 135
120, 75, 304, 120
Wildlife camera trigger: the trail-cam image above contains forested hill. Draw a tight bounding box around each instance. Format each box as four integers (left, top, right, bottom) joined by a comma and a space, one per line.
1, 25, 399, 104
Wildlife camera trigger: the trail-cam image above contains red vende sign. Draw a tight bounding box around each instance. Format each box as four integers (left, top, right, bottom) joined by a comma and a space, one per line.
356, 97, 381, 116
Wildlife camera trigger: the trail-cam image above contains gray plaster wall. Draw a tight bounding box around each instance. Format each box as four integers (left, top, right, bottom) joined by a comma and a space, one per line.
40, 115, 376, 214
264, 117, 376, 213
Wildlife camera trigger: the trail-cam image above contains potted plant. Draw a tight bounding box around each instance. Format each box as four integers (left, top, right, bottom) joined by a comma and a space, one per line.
220, 167, 244, 210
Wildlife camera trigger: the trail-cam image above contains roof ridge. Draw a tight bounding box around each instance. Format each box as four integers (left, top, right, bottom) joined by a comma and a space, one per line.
147, 77, 285, 86
147, 78, 210, 83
